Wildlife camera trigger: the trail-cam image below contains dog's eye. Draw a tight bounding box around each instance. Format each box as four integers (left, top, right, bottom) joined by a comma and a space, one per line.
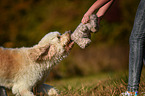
57, 35, 61, 39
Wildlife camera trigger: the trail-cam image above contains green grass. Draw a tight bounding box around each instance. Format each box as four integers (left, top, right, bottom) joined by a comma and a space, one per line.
46, 70, 145, 96
47, 72, 109, 96
6, 69, 145, 96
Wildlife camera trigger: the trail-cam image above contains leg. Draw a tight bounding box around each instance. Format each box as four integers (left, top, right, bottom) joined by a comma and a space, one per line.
12, 84, 34, 96
127, 0, 145, 92
19, 89, 34, 96
33, 84, 58, 96
128, 38, 145, 92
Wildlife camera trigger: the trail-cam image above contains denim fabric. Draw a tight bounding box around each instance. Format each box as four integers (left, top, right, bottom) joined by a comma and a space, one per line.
127, 0, 145, 92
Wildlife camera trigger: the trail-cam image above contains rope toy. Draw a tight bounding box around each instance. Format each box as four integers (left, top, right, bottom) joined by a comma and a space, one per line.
71, 14, 99, 49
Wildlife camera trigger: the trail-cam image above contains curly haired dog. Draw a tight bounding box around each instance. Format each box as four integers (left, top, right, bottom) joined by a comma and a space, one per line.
0, 31, 74, 96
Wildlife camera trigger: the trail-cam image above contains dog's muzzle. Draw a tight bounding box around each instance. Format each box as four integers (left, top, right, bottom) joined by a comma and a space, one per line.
64, 30, 74, 52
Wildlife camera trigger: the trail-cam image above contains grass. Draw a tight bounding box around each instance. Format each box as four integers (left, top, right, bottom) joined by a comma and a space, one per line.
6, 69, 145, 96
47, 69, 145, 96
47, 72, 109, 96
47, 71, 129, 96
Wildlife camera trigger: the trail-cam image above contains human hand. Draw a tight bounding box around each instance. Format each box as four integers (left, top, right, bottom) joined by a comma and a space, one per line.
81, 15, 90, 24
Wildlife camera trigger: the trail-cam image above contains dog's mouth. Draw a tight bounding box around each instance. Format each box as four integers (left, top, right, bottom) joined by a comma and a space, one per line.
64, 31, 74, 52
65, 39, 74, 52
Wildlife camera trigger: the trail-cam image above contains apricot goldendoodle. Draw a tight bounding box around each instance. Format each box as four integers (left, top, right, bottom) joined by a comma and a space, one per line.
0, 31, 74, 96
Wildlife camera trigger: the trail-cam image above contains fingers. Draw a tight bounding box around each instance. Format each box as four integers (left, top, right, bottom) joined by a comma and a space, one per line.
81, 16, 90, 24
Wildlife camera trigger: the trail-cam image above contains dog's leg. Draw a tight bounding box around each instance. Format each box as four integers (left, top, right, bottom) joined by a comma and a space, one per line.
0, 86, 7, 96
19, 89, 34, 96
33, 84, 58, 96
12, 84, 35, 96
13, 88, 34, 96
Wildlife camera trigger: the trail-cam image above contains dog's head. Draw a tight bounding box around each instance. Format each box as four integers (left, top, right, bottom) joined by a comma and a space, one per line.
29, 31, 74, 62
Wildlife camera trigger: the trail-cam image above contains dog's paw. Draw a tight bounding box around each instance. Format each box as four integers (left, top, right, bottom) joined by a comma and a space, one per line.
48, 88, 58, 96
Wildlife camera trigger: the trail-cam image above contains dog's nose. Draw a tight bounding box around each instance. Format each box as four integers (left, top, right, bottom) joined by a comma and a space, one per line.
65, 30, 72, 34
68, 30, 72, 34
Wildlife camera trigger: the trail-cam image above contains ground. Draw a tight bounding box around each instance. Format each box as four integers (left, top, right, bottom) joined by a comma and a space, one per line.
6, 68, 145, 96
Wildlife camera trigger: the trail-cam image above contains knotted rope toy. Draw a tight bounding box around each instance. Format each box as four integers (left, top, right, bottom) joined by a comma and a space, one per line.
71, 14, 99, 49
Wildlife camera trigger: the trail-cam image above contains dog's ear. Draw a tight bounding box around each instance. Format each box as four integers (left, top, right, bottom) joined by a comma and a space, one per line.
29, 45, 56, 61
38, 45, 56, 60
29, 45, 50, 61
46, 45, 56, 60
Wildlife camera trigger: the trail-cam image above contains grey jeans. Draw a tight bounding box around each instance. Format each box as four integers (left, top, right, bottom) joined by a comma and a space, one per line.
127, 0, 145, 92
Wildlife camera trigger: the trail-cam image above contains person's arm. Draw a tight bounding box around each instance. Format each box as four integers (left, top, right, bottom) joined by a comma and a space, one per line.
96, 0, 114, 18
81, 0, 114, 24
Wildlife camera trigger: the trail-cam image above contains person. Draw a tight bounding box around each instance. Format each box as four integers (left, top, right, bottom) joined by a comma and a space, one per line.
82, 0, 145, 96
121, 0, 145, 95
81, 0, 114, 24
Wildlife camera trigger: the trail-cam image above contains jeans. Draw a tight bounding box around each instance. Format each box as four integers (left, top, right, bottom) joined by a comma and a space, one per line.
127, 0, 145, 92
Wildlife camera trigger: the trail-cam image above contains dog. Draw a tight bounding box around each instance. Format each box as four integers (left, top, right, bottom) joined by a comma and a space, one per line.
0, 31, 74, 96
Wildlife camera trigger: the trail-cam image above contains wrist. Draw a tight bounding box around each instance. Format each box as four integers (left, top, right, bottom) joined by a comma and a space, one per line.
84, 11, 94, 17
96, 12, 104, 18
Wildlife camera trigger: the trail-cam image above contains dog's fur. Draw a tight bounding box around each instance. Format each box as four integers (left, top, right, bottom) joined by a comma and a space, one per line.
0, 31, 74, 96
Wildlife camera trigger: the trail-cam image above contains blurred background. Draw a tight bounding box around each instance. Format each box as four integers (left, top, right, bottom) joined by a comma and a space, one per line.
0, 0, 140, 80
